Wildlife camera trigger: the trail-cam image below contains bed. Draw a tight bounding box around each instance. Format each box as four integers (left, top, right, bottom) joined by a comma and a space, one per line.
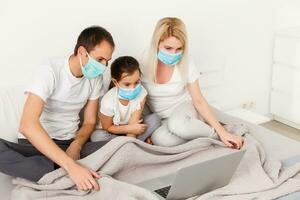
0, 86, 299, 199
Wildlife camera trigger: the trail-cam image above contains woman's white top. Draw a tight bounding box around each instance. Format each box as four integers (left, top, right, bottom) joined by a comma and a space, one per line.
99, 86, 147, 126
141, 61, 199, 119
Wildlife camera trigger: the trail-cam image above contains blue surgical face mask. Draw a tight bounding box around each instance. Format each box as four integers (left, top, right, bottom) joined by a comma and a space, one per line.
80, 53, 106, 79
118, 84, 142, 100
157, 49, 183, 66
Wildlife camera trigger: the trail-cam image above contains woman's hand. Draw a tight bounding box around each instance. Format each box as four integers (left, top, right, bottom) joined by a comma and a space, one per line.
218, 131, 244, 149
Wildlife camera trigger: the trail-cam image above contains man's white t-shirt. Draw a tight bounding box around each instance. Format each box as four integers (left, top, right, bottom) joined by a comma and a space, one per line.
18, 56, 106, 140
141, 61, 199, 119
99, 86, 147, 126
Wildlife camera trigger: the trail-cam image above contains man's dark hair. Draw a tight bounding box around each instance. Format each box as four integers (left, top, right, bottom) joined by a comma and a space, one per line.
74, 26, 115, 55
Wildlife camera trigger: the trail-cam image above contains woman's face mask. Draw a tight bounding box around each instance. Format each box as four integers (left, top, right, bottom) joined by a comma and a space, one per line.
157, 36, 184, 66
157, 49, 183, 66
80, 53, 106, 79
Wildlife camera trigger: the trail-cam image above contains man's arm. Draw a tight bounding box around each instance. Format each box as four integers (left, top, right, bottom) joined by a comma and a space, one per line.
66, 99, 99, 160
19, 93, 100, 191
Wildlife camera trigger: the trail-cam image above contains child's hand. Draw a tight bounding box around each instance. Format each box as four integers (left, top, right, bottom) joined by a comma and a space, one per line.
128, 119, 148, 135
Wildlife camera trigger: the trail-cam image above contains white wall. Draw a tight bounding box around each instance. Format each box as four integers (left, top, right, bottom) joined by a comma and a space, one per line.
0, 0, 300, 115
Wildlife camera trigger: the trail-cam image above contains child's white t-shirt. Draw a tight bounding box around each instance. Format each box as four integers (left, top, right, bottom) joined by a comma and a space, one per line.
99, 86, 147, 126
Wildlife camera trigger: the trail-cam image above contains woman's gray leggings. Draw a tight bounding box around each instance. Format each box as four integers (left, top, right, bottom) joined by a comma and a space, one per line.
151, 100, 217, 147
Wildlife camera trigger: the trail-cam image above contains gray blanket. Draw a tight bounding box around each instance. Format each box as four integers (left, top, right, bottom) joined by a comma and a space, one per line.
11, 130, 300, 200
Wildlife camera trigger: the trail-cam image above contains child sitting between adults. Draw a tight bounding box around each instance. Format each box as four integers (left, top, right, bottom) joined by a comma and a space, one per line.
91, 56, 160, 144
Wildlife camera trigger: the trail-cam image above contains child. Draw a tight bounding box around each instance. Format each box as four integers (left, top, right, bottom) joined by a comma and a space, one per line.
91, 56, 160, 143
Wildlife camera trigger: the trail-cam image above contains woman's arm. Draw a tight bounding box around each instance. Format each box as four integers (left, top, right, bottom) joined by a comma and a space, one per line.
187, 80, 244, 149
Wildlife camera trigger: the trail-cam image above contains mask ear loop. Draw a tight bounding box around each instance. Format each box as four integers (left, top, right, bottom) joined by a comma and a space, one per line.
116, 82, 123, 101
79, 51, 90, 68
115, 84, 121, 124
79, 56, 83, 68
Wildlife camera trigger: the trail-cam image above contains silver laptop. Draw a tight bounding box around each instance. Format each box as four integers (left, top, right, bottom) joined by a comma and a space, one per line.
137, 149, 246, 200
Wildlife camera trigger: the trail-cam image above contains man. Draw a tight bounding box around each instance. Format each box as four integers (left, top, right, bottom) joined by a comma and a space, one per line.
0, 26, 114, 191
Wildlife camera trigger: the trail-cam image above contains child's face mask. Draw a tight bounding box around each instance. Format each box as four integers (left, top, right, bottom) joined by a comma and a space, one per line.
118, 84, 142, 100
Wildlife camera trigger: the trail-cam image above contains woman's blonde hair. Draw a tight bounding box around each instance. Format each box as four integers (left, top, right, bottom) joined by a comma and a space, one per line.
144, 17, 189, 82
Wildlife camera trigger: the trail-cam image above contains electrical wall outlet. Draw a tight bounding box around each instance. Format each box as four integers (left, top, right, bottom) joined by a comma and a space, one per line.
241, 101, 255, 109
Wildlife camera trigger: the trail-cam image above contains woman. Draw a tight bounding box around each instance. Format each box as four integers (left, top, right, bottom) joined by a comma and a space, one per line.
141, 17, 244, 148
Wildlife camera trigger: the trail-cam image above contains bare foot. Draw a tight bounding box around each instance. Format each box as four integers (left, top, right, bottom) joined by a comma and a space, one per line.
146, 137, 153, 145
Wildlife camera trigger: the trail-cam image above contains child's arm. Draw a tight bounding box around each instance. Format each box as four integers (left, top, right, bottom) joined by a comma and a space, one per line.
99, 92, 134, 135
100, 114, 129, 135
100, 113, 147, 136
127, 97, 148, 137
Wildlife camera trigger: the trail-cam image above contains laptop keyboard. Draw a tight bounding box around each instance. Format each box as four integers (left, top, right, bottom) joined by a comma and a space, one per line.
154, 185, 171, 198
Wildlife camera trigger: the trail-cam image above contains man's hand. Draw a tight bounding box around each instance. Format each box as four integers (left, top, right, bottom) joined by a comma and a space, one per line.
66, 141, 82, 160
66, 161, 100, 191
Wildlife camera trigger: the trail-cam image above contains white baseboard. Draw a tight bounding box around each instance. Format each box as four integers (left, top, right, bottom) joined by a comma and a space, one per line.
273, 115, 300, 130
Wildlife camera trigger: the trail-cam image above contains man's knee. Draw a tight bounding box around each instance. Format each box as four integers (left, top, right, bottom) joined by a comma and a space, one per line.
81, 141, 108, 158
0, 139, 9, 152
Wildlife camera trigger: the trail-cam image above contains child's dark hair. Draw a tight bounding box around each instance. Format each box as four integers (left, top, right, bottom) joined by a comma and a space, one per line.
109, 56, 141, 89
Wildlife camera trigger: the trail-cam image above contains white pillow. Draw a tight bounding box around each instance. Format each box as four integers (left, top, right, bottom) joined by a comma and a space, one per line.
0, 85, 25, 142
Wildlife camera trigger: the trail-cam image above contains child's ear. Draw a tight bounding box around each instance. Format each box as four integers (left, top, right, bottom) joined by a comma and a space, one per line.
112, 79, 118, 86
